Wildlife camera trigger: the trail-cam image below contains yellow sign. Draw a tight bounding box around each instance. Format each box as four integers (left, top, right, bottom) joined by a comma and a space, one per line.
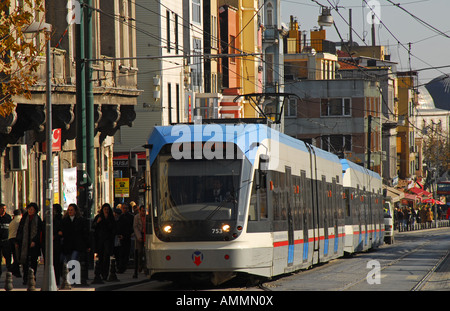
115, 178, 130, 198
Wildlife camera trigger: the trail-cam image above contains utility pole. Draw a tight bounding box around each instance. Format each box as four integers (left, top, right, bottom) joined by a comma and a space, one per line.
85, 0, 95, 219
24, 21, 56, 292
367, 114, 372, 170
76, 0, 87, 213
43, 24, 57, 292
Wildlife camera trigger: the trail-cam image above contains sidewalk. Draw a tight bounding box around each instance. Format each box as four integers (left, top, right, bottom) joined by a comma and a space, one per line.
0, 263, 151, 291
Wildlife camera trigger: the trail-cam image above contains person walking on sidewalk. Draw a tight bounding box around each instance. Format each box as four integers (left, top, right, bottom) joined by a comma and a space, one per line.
52, 204, 63, 286
133, 205, 148, 275
0, 203, 12, 277
16, 203, 43, 285
117, 203, 134, 273
92, 203, 116, 281
8, 209, 22, 277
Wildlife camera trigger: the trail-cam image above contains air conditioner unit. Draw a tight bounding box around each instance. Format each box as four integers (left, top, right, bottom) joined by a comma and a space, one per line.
10, 144, 27, 171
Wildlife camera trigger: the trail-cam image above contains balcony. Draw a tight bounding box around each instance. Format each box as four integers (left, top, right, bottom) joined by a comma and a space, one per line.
263, 26, 280, 44
4, 48, 140, 149
32, 48, 138, 91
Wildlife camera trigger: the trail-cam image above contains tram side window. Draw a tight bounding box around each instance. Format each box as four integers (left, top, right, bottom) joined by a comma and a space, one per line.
273, 171, 287, 221
249, 169, 268, 221
344, 189, 350, 217
249, 173, 258, 221
293, 175, 302, 230
259, 170, 268, 219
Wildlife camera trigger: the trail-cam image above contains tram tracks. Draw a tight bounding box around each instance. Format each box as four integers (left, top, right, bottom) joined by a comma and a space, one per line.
338, 233, 450, 291
411, 249, 450, 291
337, 239, 434, 291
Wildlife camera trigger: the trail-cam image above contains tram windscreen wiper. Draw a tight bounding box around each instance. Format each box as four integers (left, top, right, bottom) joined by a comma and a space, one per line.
205, 197, 237, 221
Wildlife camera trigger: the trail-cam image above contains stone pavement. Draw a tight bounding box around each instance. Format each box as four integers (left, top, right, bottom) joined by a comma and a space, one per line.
0, 262, 151, 291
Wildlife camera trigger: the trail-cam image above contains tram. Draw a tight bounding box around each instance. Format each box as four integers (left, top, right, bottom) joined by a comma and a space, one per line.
143, 122, 384, 285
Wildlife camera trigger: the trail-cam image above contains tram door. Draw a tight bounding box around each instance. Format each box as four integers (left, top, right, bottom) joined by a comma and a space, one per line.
285, 167, 294, 266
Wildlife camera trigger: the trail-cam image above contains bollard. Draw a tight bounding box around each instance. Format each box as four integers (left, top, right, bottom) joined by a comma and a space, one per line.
60, 263, 72, 290
108, 258, 119, 282
27, 268, 37, 291
4, 272, 13, 291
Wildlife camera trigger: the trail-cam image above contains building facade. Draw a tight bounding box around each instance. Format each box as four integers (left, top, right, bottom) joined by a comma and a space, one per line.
0, 1, 139, 215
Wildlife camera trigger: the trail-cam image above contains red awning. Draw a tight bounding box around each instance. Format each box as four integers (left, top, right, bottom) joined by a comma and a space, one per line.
407, 187, 432, 198
113, 152, 146, 160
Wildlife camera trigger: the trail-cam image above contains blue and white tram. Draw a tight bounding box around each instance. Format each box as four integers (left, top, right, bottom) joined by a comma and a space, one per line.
341, 159, 384, 254
144, 123, 384, 285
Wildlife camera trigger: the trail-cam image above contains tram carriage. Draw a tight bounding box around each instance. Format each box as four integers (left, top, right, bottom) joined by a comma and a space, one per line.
144, 122, 384, 285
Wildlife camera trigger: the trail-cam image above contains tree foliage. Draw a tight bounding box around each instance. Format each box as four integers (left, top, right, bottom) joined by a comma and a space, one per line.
0, 0, 45, 117
422, 121, 450, 176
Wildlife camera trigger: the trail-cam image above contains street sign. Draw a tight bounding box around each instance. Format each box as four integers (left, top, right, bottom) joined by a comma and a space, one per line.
42, 128, 62, 152
115, 178, 130, 197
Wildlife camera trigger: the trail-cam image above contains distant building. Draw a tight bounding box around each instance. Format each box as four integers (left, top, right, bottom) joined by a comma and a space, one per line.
283, 17, 383, 174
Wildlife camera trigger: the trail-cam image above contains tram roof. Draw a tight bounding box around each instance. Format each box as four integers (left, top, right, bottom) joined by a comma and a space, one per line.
340, 158, 381, 180
147, 124, 340, 166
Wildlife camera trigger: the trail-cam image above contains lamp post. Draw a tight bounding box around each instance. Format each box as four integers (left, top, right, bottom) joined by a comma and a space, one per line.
24, 22, 57, 291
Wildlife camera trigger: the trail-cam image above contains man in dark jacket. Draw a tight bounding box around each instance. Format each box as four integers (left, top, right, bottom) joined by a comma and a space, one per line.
0, 203, 12, 277
116, 203, 134, 273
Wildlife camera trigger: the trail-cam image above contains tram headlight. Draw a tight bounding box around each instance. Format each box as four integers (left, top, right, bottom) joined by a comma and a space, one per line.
163, 224, 172, 234
222, 224, 231, 233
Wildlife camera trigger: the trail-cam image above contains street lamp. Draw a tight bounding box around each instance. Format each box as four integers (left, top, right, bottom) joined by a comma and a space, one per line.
24, 21, 57, 291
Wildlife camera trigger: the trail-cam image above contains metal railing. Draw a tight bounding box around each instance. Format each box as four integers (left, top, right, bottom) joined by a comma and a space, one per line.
397, 220, 450, 232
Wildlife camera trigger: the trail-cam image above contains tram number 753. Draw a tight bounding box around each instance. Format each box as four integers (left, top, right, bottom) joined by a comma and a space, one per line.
212, 224, 231, 234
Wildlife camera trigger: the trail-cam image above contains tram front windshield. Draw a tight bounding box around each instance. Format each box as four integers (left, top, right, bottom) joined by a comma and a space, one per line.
153, 156, 242, 224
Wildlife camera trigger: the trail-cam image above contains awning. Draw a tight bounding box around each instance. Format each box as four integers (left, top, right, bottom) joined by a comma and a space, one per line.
407, 187, 432, 198
113, 152, 146, 160
383, 185, 404, 203
401, 193, 422, 206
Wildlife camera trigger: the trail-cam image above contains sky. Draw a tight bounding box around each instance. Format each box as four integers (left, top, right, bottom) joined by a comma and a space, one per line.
280, 0, 450, 86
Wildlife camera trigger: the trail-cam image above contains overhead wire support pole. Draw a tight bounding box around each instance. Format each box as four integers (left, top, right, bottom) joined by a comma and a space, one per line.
85, 0, 95, 219
24, 21, 57, 292
367, 115, 372, 170
76, 0, 88, 215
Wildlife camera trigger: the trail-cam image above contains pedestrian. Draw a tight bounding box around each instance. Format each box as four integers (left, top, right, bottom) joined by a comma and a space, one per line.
446, 207, 450, 220
113, 207, 122, 263
133, 205, 148, 275
52, 204, 63, 286
397, 208, 404, 231
8, 209, 22, 277
61, 203, 89, 264
15, 202, 43, 285
92, 203, 116, 280
117, 203, 134, 273
130, 201, 138, 215
426, 207, 433, 226
0, 203, 12, 277
410, 208, 417, 228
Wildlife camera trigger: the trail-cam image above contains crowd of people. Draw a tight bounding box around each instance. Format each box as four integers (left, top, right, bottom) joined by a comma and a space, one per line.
394, 204, 449, 231
0, 201, 149, 286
